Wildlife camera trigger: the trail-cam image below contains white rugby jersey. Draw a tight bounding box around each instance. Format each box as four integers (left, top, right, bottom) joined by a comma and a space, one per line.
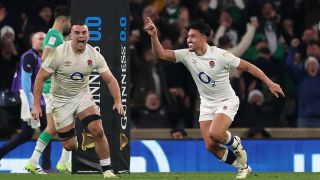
174, 45, 240, 102
42, 41, 109, 103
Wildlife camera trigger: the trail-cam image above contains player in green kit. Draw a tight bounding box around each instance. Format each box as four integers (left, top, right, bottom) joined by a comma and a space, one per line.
25, 6, 72, 174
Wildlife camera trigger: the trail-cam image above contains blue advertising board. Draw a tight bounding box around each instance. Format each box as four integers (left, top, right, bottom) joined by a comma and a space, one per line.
1, 139, 319, 173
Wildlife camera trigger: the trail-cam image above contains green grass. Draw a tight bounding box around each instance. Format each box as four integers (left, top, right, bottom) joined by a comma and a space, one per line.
0, 172, 319, 180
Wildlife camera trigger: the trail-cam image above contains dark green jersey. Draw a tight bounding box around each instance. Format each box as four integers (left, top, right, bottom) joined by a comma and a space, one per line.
42, 29, 64, 93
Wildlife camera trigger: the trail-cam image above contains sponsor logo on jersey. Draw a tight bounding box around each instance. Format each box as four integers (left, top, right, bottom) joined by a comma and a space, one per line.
87, 59, 92, 67
192, 59, 197, 64
70, 72, 84, 81
198, 72, 216, 87
209, 60, 215, 68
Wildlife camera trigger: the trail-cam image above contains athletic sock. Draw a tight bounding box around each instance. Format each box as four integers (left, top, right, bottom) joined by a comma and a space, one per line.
224, 131, 238, 149
220, 147, 246, 169
58, 148, 71, 165
29, 131, 52, 165
100, 158, 111, 172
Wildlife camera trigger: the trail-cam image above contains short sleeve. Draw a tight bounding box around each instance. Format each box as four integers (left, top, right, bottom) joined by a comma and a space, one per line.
174, 49, 189, 63
222, 50, 241, 69
95, 51, 109, 73
43, 31, 64, 49
41, 49, 58, 73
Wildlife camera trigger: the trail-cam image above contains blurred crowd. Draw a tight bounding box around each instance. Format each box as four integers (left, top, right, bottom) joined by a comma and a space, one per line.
0, 0, 70, 138
0, 0, 320, 139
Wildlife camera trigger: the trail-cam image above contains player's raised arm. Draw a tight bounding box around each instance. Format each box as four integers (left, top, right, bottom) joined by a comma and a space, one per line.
32, 68, 53, 120
144, 17, 176, 62
237, 59, 285, 98
100, 70, 124, 115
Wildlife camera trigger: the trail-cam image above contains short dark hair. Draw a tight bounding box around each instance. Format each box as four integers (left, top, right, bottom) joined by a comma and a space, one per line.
218, 35, 231, 47
170, 128, 187, 137
188, 20, 211, 37
54, 5, 70, 19
71, 21, 86, 27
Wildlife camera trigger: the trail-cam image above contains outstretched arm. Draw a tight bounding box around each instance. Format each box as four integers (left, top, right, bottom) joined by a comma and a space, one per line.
144, 17, 176, 62
237, 60, 285, 98
100, 70, 124, 115
32, 67, 52, 120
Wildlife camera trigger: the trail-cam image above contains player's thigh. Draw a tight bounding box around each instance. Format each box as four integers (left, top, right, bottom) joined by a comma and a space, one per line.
77, 105, 97, 120
76, 95, 101, 128
51, 101, 77, 141
209, 113, 232, 137
210, 97, 239, 136
43, 93, 53, 114
57, 123, 77, 147
77, 105, 104, 137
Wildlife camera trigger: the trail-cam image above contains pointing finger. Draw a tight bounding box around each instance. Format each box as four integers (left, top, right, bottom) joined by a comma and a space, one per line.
147, 17, 152, 23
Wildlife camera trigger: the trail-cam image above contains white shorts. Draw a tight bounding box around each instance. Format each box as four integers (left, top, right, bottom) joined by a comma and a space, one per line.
42, 93, 52, 113
51, 93, 96, 130
199, 96, 239, 122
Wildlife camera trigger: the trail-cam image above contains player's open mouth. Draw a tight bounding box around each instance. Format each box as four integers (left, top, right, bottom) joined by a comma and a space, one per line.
78, 40, 85, 45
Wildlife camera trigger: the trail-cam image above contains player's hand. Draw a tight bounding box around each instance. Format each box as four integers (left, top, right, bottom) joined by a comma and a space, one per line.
32, 105, 42, 121
268, 82, 285, 98
113, 102, 124, 116
144, 17, 157, 37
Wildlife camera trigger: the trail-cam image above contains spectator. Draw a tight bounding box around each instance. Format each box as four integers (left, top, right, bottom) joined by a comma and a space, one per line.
131, 47, 166, 107
0, 25, 18, 91
170, 127, 188, 139
247, 126, 271, 139
0, 3, 13, 29
132, 92, 171, 128
286, 39, 320, 127
217, 17, 258, 57
239, 89, 272, 128
160, 0, 181, 25
24, 3, 53, 47
191, 0, 219, 30
280, 18, 296, 46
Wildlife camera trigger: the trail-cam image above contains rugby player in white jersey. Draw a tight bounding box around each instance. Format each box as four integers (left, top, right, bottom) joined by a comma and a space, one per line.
32, 22, 124, 178
144, 17, 285, 179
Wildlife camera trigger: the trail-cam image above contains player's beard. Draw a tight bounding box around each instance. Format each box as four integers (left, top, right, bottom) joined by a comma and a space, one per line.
63, 27, 71, 37
188, 45, 195, 52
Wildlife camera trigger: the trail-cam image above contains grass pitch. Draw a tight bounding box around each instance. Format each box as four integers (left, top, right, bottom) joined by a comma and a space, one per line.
0, 172, 319, 180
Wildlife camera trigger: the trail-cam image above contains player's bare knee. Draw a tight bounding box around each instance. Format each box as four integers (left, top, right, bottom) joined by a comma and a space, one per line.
209, 131, 224, 143
81, 114, 103, 138
204, 140, 219, 152
63, 142, 77, 151
90, 126, 104, 139
58, 128, 77, 147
